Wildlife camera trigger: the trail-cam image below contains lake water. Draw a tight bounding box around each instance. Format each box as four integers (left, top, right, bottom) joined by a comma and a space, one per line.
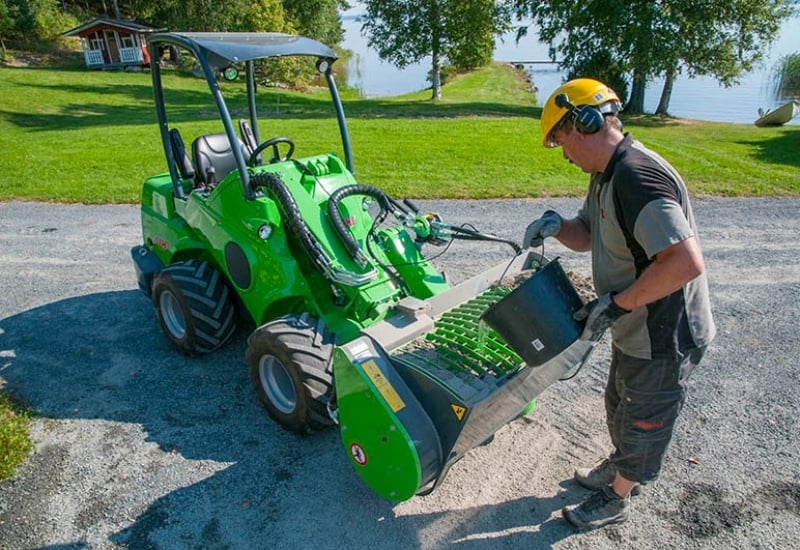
341, 11, 800, 125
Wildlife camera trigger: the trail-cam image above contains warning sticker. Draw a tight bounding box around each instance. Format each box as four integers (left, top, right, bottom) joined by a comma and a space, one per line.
451, 404, 467, 421
350, 443, 367, 466
362, 360, 406, 413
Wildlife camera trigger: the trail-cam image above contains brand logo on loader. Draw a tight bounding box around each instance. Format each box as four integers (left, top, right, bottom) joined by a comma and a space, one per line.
152, 237, 170, 251
350, 443, 367, 466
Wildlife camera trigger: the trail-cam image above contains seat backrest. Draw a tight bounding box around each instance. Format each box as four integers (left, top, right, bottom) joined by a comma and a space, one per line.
191, 133, 245, 187
238, 119, 262, 165
169, 128, 195, 181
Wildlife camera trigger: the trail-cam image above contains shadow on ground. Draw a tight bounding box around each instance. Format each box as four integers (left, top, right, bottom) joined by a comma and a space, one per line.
0, 290, 582, 548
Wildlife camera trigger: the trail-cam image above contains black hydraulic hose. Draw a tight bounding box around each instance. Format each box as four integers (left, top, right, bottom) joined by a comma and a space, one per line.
251, 172, 330, 276
327, 184, 396, 267
447, 225, 523, 254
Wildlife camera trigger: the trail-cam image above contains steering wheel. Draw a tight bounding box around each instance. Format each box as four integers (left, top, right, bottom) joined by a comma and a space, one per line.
248, 137, 295, 165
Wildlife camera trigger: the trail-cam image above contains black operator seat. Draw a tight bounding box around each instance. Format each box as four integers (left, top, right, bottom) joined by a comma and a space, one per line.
169, 129, 195, 181
191, 133, 247, 188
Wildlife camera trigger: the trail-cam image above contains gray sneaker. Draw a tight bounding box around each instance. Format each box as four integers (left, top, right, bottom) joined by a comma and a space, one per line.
563, 485, 630, 530
574, 457, 642, 496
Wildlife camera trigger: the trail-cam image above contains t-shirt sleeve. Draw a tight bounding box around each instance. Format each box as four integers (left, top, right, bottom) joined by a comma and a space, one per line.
615, 159, 694, 259
634, 199, 694, 259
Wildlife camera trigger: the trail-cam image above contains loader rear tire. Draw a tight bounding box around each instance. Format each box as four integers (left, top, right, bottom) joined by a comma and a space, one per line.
152, 260, 237, 355
246, 313, 335, 434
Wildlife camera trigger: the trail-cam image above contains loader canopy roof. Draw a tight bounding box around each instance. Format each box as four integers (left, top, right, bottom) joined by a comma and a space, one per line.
149, 32, 338, 71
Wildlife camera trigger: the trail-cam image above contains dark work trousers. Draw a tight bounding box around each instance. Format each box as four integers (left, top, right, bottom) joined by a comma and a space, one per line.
606, 345, 705, 483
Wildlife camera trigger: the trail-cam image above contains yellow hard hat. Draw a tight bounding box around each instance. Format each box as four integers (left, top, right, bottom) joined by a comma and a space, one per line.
541, 78, 622, 148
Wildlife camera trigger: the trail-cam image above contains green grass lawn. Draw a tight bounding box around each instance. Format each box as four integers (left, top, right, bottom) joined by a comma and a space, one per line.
0, 393, 32, 480
1, 62, 797, 203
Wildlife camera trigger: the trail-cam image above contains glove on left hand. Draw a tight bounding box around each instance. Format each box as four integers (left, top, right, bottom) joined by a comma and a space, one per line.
573, 292, 631, 341
523, 210, 562, 248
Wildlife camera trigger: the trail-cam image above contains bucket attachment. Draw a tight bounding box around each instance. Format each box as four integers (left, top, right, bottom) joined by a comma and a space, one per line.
481, 257, 584, 366
333, 253, 595, 501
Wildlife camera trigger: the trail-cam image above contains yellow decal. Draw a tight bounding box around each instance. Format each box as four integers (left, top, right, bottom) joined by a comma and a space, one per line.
362, 360, 405, 413
451, 404, 467, 421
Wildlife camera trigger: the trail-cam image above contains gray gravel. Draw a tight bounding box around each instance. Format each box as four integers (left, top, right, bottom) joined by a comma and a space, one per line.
1, 197, 799, 549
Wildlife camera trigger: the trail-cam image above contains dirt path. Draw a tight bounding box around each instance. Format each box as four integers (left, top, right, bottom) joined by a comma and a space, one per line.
1, 198, 798, 549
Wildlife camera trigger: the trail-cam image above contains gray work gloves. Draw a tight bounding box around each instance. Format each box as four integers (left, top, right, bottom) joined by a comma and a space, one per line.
523, 210, 562, 248
573, 292, 631, 341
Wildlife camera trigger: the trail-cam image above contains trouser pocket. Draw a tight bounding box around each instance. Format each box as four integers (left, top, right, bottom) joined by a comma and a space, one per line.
613, 384, 685, 482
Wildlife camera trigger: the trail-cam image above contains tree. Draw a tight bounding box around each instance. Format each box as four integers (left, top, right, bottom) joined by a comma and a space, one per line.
0, 0, 14, 54
514, 0, 793, 114
566, 50, 630, 106
2, 0, 33, 44
282, 0, 349, 47
134, 0, 347, 45
361, 0, 510, 100
651, 0, 794, 114
445, 0, 506, 70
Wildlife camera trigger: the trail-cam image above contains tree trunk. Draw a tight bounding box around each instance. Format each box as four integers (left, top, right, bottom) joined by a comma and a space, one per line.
111, 0, 121, 20
656, 68, 676, 115
431, 53, 442, 100
626, 68, 647, 114
430, 0, 442, 101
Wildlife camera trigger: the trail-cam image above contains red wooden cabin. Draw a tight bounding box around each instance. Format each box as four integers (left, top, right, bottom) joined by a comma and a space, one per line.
63, 18, 164, 70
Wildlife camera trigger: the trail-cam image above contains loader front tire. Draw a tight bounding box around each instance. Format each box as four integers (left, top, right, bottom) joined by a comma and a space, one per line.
152, 260, 237, 355
246, 314, 335, 434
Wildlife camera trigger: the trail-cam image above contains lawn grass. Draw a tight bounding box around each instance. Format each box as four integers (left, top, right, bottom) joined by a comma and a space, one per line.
0, 392, 33, 480
1, 62, 797, 203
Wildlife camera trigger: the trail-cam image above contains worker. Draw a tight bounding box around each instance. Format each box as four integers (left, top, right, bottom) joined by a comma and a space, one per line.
524, 78, 716, 530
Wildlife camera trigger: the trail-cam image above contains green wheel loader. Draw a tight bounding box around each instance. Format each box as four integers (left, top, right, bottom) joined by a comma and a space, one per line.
132, 32, 593, 502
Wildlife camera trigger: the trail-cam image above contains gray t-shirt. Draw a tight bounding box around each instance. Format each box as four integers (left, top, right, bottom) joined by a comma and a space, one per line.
577, 134, 716, 359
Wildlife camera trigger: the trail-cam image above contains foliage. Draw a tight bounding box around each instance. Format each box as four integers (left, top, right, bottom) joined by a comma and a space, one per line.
444, 0, 507, 71
1, 0, 33, 41
0, 392, 32, 480
565, 50, 629, 105
29, 0, 76, 41
772, 52, 800, 99
282, 0, 348, 48
361, 0, 510, 100
513, 0, 794, 114
0, 0, 13, 53
1, 0, 78, 49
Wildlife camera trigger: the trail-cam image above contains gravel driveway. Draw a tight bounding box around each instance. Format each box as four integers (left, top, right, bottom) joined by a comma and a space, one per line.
1, 197, 798, 549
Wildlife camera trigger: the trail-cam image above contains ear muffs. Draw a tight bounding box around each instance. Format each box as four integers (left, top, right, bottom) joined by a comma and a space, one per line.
555, 93, 605, 135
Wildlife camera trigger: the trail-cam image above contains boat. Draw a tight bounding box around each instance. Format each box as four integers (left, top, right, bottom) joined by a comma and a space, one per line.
755, 100, 799, 127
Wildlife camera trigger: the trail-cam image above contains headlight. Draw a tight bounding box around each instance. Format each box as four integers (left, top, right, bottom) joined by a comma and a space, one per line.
257, 224, 272, 240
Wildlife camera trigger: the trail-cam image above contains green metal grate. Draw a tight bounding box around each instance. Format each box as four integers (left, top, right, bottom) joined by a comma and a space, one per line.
392, 287, 524, 382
